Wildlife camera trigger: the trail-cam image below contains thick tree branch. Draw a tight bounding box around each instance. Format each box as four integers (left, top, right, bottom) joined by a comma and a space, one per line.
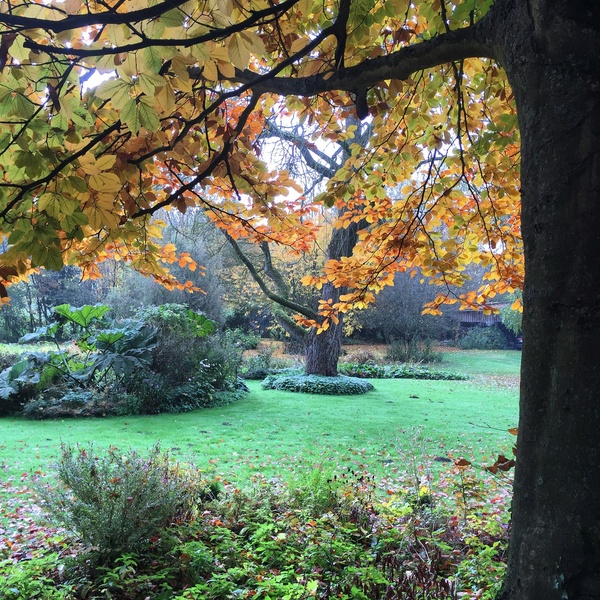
259, 241, 292, 298
223, 232, 318, 321
242, 16, 497, 101
333, 0, 351, 69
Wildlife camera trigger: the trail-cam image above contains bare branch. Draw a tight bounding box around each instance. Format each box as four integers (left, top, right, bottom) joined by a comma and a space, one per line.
262, 121, 339, 179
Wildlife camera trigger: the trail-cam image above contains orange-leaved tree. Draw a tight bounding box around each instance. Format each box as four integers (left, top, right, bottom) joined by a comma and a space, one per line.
0, 1, 599, 598
223, 116, 371, 375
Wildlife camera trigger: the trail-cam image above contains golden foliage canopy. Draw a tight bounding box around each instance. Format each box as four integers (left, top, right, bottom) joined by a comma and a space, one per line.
0, 0, 521, 320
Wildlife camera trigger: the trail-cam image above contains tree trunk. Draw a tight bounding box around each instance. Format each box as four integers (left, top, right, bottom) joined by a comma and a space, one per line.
498, 3, 600, 598
304, 282, 343, 376
303, 213, 362, 376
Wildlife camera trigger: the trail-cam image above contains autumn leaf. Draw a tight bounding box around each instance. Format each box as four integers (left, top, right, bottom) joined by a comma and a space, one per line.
89, 173, 122, 193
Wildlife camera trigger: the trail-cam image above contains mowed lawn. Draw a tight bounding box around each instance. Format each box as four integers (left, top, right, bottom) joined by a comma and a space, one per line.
0, 350, 520, 489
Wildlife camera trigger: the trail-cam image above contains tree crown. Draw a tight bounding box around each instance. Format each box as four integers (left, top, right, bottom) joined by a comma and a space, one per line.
0, 0, 522, 321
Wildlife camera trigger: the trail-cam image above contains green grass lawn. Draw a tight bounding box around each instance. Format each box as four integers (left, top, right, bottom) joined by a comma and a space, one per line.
441, 348, 522, 375
0, 350, 519, 490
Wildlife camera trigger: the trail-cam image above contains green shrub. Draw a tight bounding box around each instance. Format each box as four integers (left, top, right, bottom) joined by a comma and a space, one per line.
262, 374, 374, 395
223, 328, 261, 350
135, 304, 217, 385
338, 363, 386, 378
338, 363, 468, 381
125, 371, 178, 414
0, 553, 73, 599
23, 388, 96, 419
385, 365, 468, 380
124, 372, 244, 415
385, 338, 442, 364
199, 333, 244, 388
458, 325, 507, 350
37, 444, 218, 560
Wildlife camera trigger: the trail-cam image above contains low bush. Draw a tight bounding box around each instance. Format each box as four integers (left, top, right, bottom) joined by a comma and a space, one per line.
0, 350, 21, 371
22, 388, 106, 419
125, 370, 178, 414
386, 338, 443, 364
262, 374, 374, 395
125, 372, 246, 415
338, 363, 468, 381
135, 303, 217, 385
37, 444, 219, 561
4, 461, 510, 600
458, 326, 507, 350
5, 303, 247, 419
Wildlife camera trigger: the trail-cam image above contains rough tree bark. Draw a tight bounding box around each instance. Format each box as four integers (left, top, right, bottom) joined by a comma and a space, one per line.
303, 282, 344, 376
495, 2, 600, 598
303, 207, 361, 375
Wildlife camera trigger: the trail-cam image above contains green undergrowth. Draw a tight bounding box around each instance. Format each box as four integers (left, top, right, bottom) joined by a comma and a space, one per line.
1, 449, 511, 600
261, 373, 375, 395
0, 350, 518, 598
338, 362, 467, 380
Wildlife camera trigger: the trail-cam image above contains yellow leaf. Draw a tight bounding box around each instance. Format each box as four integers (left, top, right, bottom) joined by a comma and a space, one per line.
203, 60, 219, 81
85, 199, 120, 231
239, 31, 266, 56
290, 37, 309, 54
64, 0, 83, 14
89, 173, 122, 193
227, 34, 250, 70
95, 155, 117, 172
190, 43, 211, 64
210, 46, 230, 62
217, 60, 235, 78
79, 153, 100, 176
156, 83, 176, 113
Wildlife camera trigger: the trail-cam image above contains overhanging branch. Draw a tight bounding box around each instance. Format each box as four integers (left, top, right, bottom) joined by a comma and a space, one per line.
224, 232, 318, 322
0, 0, 189, 33
19, 0, 301, 57
241, 15, 497, 100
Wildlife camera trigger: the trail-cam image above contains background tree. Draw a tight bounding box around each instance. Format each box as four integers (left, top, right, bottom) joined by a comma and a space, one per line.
355, 270, 456, 343
0, 1, 598, 598
224, 117, 370, 375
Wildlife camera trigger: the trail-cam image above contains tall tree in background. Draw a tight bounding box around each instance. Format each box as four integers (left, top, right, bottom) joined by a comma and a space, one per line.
0, 1, 598, 597
225, 118, 370, 375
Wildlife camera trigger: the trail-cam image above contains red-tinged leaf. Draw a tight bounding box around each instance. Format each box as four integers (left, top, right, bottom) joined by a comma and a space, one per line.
498, 458, 516, 471
508, 427, 519, 436
454, 459, 471, 467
